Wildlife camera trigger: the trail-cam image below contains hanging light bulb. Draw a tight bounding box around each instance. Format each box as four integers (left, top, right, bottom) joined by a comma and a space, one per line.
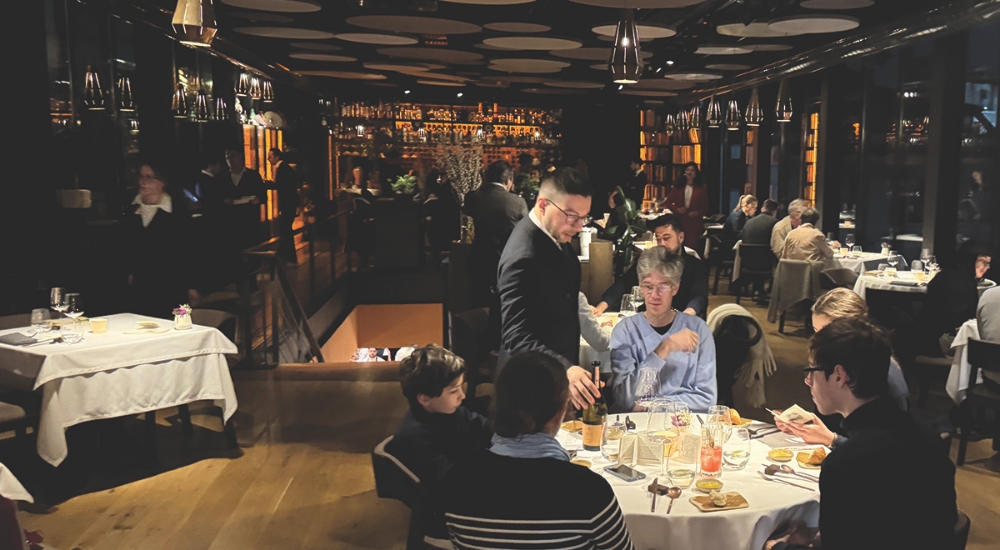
249, 76, 262, 100
83, 65, 105, 110
745, 87, 763, 127
725, 98, 742, 130
261, 80, 274, 102
117, 75, 135, 112
236, 72, 250, 96
609, 10, 642, 84
194, 89, 210, 120
706, 96, 722, 128
214, 96, 227, 121
776, 80, 793, 123
677, 109, 691, 131
664, 113, 676, 134
172, 0, 217, 48
689, 103, 701, 128
172, 83, 189, 118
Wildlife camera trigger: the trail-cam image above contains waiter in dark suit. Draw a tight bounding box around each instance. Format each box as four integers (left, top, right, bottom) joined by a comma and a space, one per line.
622, 159, 648, 206
268, 148, 299, 263
497, 167, 601, 409
219, 147, 267, 280
464, 161, 528, 348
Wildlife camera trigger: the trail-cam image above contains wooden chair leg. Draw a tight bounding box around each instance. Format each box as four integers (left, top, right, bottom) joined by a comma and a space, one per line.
221, 410, 238, 449
178, 404, 193, 435
735, 281, 742, 304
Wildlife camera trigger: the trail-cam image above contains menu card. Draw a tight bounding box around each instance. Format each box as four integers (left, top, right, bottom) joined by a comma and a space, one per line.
618, 434, 665, 468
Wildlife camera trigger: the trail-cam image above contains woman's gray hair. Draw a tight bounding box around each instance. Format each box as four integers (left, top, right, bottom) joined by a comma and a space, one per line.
636, 247, 684, 286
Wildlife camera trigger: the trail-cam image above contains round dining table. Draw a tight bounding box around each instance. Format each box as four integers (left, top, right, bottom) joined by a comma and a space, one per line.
853, 271, 996, 300
556, 415, 820, 550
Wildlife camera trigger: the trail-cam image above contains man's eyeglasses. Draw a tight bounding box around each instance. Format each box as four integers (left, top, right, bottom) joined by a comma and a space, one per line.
803, 366, 824, 383
548, 200, 592, 226
640, 283, 673, 296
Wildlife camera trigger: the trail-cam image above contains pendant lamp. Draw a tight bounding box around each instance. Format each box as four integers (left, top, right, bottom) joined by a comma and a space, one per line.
118, 76, 135, 112
725, 98, 741, 130
172, 0, 217, 48
664, 113, 676, 134
214, 96, 228, 121
745, 87, 763, 127
677, 109, 691, 131
83, 66, 105, 110
236, 73, 250, 96
262, 80, 274, 102
172, 84, 189, 118
249, 76, 262, 100
689, 103, 701, 128
194, 89, 210, 120
776, 80, 793, 123
706, 96, 722, 128
609, 10, 642, 84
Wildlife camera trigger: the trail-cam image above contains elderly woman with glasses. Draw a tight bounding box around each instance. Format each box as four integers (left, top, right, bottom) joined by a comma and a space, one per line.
609, 247, 717, 412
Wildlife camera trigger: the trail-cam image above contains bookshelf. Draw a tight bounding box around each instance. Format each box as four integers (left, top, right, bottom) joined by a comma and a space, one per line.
801, 111, 819, 206
639, 110, 702, 210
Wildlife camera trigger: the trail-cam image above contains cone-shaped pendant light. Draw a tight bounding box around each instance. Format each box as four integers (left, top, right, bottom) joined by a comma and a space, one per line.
609, 10, 642, 84
745, 87, 763, 127
236, 72, 250, 96
706, 96, 722, 128
725, 98, 741, 130
194, 89, 210, 120
261, 80, 274, 102
83, 65, 105, 110
677, 109, 691, 131
776, 80, 793, 123
117, 76, 135, 112
689, 103, 701, 128
664, 113, 676, 134
173, 0, 217, 48
172, 84, 189, 118
249, 76, 262, 100
214, 96, 228, 121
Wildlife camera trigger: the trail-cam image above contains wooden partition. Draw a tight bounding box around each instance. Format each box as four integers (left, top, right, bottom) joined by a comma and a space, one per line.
319, 303, 444, 363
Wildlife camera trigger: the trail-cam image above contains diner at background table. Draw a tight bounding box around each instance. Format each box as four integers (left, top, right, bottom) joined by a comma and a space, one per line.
0, 313, 238, 466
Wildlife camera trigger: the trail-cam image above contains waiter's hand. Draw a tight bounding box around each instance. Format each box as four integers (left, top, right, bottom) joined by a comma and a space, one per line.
567, 366, 601, 409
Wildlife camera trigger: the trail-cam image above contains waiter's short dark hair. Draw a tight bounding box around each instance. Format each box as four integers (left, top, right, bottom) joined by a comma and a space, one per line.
539, 167, 593, 199
809, 317, 890, 399
399, 345, 466, 401
800, 207, 820, 225
649, 213, 683, 235
492, 352, 569, 438
485, 160, 514, 185
269, 147, 283, 160
761, 199, 778, 214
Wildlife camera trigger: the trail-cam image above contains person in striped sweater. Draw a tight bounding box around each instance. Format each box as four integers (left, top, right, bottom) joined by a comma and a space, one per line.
440, 351, 635, 550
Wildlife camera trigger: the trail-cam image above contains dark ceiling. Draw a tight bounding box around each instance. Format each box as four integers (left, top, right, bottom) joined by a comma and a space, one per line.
157, 0, 952, 103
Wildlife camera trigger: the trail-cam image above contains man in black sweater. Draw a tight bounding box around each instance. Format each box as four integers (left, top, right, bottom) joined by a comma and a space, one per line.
767, 317, 956, 550
594, 214, 708, 318
742, 198, 778, 247
498, 168, 601, 410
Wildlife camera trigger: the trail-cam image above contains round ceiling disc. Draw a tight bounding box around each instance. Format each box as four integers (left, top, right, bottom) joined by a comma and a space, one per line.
801, 0, 874, 9
523, 87, 586, 95
544, 81, 606, 89
297, 70, 387, 79
484, 22, 551, 33
229, 11, 294, 23
377, 47, 484, 64
569, 0, 703, 7
552, 47, 652, 60
333, 33, 417, 45
767, 14, 861, 35
221, 0, 321, 13
592, 23, 676, 39
664, 72, 724, 81
289, 42, 341, 51
620, 89, 678, 97
486, 75, 546, 83
706, 63, 751, 71
716, 22, 797, 38
289, 53, 357, 62
346, 15, 482, 35
630, 78, 697, 90
440, 0, 534, 4
695, 45, 752, 55
234, 27, 335, 39
489, 58, 571, 70
483, 36, 583, 50
417, 80, 466, 87
741, 43, 794, 51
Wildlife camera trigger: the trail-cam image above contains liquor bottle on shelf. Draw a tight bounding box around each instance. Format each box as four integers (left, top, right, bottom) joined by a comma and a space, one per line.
581, 363, 607, 452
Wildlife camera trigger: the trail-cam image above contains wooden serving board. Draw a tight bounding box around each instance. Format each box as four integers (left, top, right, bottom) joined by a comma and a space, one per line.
689, 492, 749, 512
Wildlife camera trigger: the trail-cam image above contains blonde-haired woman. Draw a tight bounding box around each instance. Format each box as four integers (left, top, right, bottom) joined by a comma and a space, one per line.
775, 288, 909, 447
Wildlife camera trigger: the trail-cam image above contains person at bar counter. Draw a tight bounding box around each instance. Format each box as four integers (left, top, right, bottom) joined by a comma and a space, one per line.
663, 162, 708, 251
764, 317, 956, 550
497, 167, 601, 410
722, 194, 758, 243
610, 249, 717, 412
386, 345, 492, 538
771, 198, 806, 257
593, 214, 708, 318
124, 162, 195, 318
622, 159, 647, 206
464, 160, 528, 349
773, 289, 909, 447
268, 148, 300, 264
779, 207, 837, 268
441, 351, 634, 550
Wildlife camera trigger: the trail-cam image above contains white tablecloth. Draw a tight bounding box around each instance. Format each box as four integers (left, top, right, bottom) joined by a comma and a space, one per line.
558, 415, 820, 550
833, 252, 889, 274
852, 271, 928, 300
0, 313, 238, 466
0, 463, 31, 503
946, 320, 980, 404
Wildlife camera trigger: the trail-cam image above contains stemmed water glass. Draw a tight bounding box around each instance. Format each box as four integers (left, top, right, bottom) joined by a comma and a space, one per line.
845, 234, 855, 251
635, 368, 659, 412
63, 293, 84, 344
50, 287, 67, 319
888, 253, 900, 272
26, 309, 50, 337
619, 296, 637, 318
631, 286, 644, 310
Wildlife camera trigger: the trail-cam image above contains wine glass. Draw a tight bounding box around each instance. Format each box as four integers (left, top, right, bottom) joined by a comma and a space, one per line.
845, 234, 855, 250
921, 248, 932, 263
50, 287, 67, 318
888, 253, 899, 269
635, 368, 659, 411
851, 245, 863, 258
631, 286, 644, 309
619, 296, 637, 318
63, 293, 84, 344
27, 309, 50, 337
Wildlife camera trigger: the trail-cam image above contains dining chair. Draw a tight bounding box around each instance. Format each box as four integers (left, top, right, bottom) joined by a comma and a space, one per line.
451, 308, 494, 414
953, 509, 971, 550
372, 436, 454, 550
0, 401, 29, 440
734, 243, 775, 304
819, 267, 858, 290
708, 235, 735, 295
956, 338, 1000, 465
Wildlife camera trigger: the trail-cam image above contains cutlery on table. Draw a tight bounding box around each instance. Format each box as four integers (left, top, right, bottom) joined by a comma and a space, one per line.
666, 487, 681, 514
25, 337, 63, 347
763, 464, 819, 483
757, 471, 814, 492
650, 478, 658, 512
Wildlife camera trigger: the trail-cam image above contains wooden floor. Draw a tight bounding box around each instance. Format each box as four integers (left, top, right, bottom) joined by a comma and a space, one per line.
13, 289, 1000, 550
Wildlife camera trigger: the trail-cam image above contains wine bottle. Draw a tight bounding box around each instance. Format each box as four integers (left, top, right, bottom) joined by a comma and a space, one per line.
581, 362, 607, 451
